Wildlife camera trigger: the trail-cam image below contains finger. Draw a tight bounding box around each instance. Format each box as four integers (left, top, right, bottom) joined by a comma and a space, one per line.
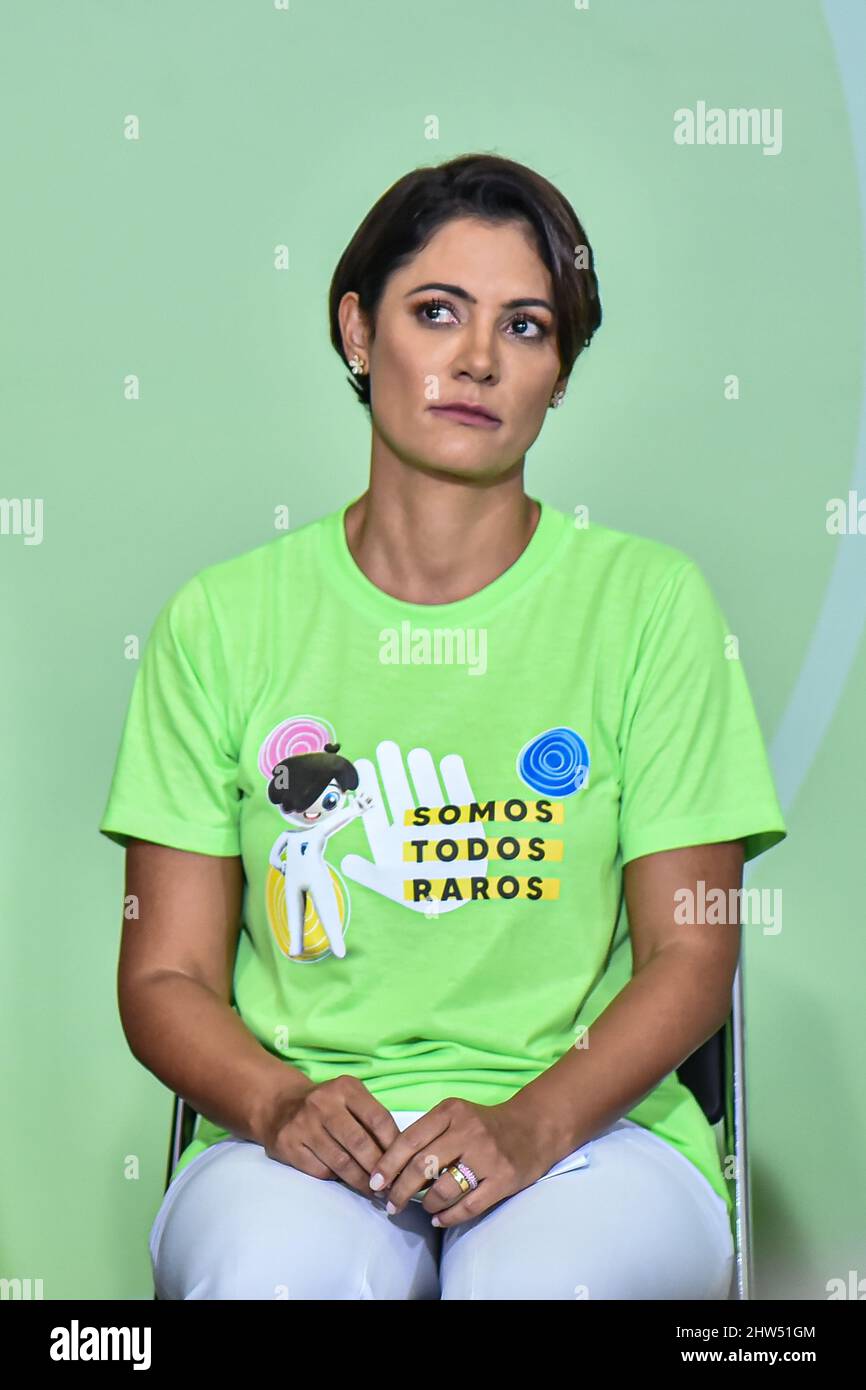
426, 1176, 500, 1228
324, 1111, 394, 1180
308, 1128, 385, 1198
385, 1142, 457, 1211
438, 753, 483, 823
406, 746, 444, 808
375, 1117, 453, 1206
375, 739, 415, 824
338, 854, 385, 893
422, 1160, 480, 1214
344, 1093, 402, 1153
370, 1112, 450, 1200
350, 756, 391, 838
439, 752, 489, 845
286, 1143, 337, 1182
340, 853, 437, 902
404, 747, 487, 872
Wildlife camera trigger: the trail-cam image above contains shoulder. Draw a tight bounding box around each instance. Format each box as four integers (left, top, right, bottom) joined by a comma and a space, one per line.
195, 512, 326, 606
550, 505, 702, 607
153, 511, 330, 631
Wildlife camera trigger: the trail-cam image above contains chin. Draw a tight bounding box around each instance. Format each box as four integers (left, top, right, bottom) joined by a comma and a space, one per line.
416, 452, 508, 483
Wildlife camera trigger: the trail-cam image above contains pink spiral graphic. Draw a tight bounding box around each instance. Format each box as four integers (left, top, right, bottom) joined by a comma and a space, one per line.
257, 716, 334, 781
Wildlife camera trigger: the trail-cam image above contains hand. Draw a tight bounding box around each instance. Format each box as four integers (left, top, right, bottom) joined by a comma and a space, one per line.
341, 741, 489, 915
368, 1097, 561, 1228
258, 1075, 402, 1203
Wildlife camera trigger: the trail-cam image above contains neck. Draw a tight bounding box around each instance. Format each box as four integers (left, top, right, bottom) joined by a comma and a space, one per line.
342, 464, 541, 607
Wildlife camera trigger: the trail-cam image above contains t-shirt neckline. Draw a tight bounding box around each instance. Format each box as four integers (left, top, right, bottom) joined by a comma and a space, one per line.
316, 493, 569, 625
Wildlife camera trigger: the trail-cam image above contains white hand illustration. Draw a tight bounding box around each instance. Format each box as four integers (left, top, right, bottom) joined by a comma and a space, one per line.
341, 740, 489, 915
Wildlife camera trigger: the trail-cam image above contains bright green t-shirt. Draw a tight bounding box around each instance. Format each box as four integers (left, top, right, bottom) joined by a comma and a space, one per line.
99, 496, 787, 1214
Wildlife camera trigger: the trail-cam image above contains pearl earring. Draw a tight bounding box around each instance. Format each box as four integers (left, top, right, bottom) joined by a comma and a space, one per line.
550, 388, 565, 408
349, 354, 367, 376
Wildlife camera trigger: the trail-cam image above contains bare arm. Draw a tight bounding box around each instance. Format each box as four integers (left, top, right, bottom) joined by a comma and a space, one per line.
117, 839, 314, 1144
502, 840, 745, 1157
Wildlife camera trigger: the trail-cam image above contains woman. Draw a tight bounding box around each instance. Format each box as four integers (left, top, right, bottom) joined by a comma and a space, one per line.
99, 152, 787, 1300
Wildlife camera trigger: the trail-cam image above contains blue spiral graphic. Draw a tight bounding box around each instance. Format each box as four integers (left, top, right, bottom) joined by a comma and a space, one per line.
517, 727, 590, 797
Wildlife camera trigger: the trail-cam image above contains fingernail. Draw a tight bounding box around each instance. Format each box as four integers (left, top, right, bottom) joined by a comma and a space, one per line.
385, 1200, 397, 1215
369, 1172, 385, 1190
431, 1216, 441, 1226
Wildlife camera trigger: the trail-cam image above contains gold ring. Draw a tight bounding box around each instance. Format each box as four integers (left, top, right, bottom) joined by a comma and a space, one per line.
441, 1163, 472, 1195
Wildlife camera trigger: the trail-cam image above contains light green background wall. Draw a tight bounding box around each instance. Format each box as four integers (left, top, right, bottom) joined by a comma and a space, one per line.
1, 0, 863, 1299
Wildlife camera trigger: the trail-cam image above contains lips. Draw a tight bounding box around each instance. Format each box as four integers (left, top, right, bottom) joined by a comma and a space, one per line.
429, 403, 502, 427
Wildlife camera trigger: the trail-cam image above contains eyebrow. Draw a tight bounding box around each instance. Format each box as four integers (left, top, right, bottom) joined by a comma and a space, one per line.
404, 281, 554, 313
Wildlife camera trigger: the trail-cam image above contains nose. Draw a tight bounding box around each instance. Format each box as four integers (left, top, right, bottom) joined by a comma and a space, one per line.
452, 317, 500, 384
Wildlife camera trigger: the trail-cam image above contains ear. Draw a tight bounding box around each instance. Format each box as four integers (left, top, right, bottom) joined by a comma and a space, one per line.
338, 290, 371, 363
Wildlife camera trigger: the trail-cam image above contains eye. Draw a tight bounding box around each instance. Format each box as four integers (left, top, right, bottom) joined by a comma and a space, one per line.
417, 296, 459, 326
415, 297, 548, 341
508, 313, 547, 341
322, 792, 339, 811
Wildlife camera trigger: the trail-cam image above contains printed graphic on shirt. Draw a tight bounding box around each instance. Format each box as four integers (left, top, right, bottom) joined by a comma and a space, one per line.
259, 716, 590, 964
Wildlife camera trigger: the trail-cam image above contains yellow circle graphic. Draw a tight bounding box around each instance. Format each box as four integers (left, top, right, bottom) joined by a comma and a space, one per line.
265, 863, 347, 962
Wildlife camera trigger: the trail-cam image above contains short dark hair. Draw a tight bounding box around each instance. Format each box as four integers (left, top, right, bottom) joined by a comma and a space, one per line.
267, 742, 359, 814
328, 152, 602, 410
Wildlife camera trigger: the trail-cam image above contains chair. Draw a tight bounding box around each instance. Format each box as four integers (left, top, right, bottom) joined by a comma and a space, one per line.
164, 1089, 199, 1196
675, 961, 752, 1301
156, 965, 752, 1301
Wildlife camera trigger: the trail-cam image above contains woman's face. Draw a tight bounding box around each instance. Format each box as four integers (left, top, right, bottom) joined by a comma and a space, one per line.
340, 216, 567, 481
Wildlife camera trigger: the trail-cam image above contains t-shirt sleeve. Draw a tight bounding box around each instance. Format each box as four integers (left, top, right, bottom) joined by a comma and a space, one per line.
618, 557, 787, 867
98, 573, 242, 856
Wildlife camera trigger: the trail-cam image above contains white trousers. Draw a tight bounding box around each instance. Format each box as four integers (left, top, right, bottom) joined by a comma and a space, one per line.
150, 1113, 734, 1300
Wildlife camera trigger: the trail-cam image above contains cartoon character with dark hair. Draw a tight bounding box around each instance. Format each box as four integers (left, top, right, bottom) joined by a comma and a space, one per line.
266, 741, 373, 959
